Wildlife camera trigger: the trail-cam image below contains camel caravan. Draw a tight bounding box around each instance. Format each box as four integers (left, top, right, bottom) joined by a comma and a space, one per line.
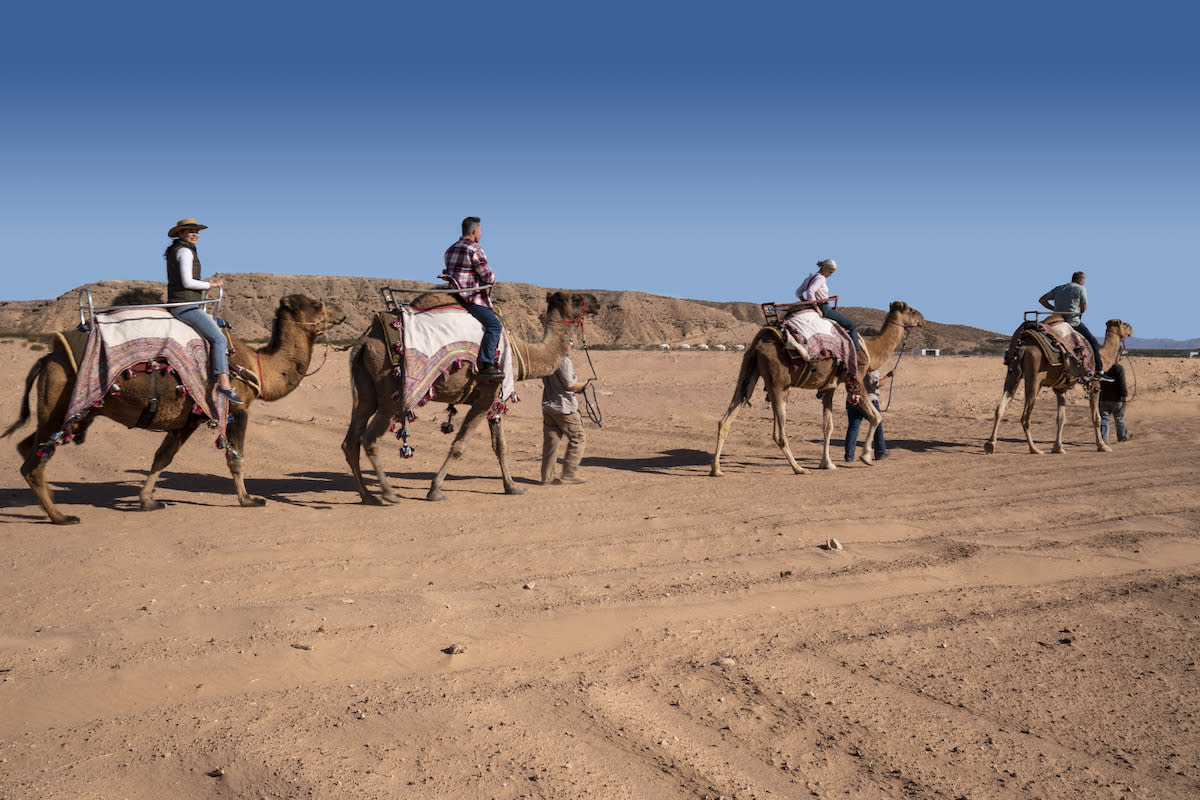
3, 220, 1136, 524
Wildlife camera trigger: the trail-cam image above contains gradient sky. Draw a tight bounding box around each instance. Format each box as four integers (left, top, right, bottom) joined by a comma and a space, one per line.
3, 2, 1197, 338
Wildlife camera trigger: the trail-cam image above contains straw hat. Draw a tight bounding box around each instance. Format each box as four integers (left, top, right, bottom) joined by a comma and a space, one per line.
168, 218, 208, 238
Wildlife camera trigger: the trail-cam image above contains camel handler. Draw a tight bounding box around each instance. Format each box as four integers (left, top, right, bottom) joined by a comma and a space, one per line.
441, 215, 503, 380
541, 340, 592, 485
1038, 270, 1112, 381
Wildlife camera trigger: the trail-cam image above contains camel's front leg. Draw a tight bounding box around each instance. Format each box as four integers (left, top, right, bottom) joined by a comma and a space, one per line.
488, 417, 525, 495
139, 421, 199, 511
223, 410, 266, 507
362, 410, 403, 504
983, 391, 1012, 454
769, 387, 806, 474
1050, 391, 1068, 454
817, 390, 837, 469
1089, 392, 1111, 452
711, 397, 747, 477
427, 398, 492, 501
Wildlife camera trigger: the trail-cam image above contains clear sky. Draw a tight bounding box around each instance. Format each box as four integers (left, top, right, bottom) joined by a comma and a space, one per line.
2, 2, 1197, 338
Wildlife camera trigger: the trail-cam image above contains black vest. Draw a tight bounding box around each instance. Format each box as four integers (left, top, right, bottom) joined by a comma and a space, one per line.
165, 240, 203, 303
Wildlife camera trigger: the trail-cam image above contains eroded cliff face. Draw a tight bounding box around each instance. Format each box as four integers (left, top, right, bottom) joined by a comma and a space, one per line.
0, 274, 1001, 352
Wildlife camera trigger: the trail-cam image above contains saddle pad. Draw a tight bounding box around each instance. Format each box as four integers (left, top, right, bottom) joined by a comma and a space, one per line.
1006, 320, 1096, 377
396, 305, 515, 409
63, 308, 227, 439
778, 312, 862, 399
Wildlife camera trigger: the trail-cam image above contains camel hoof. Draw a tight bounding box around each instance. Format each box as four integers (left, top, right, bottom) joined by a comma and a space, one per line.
1098, 443, 1112, 453
1051, 446, 1064, 454
505, 485, 527, 496
426, 490, 446, 502
240, 496, 268, 507
361, 494, 385, 506
710, 468, 724, 477
140, 500, 167, 512
819, 461, 836, 470
380, 492, 403, 504
53, 515, 82, 525
983, 442, 995, 454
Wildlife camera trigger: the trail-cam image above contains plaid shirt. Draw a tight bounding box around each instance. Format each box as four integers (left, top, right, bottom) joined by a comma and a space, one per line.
441, 237, 495, 308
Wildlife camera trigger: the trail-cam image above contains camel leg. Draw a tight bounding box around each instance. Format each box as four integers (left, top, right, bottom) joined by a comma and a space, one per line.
17, 432, 80, 525
1090, 392, 1111, 453
710, 357, 761, 477
223, 409, 266, 507
427, 398, 493, 502
984, 365, 1022, 454
138, 421, 199, 511
1020, 371, 1045, 455
488, 417, 526, 496
17, 360, 79, 524
711, 395, 749, 478
364, 410, 403, 504
816, 390, 837, 470
769, 384, 807, 474
857, 393, 880, 466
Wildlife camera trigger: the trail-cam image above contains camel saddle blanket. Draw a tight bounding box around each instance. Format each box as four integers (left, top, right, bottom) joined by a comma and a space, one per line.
386, 304, 515, 410
779, 309, 862, 396
1005, 320, 1097, 376
63, 308, 228, 439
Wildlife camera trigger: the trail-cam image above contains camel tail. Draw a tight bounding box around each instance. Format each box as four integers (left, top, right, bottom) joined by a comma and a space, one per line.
731, 337, 766, 405
1, 355, 46, 438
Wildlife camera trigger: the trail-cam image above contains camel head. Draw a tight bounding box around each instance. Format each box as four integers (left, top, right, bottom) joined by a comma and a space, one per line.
1105, 318, 1133, 340
887, 300, 925, 328
277, 294, 347, 335
545, 291, 600, 324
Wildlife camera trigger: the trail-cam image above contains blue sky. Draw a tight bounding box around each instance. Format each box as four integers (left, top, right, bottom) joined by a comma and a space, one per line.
2, 2, 1197, 338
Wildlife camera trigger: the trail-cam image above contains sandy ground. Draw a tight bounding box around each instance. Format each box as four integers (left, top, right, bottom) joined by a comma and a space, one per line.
1, 338, 1198, 800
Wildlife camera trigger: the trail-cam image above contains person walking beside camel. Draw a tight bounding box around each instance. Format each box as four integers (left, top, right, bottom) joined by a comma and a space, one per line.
797, 258, 860, 349
844, 368, 892, 462
1038, 270, 1111, 381
541, 342, 591, 485
164, 218, 243, 404
441, 216, 503, 380
1099, 361, 1130, 443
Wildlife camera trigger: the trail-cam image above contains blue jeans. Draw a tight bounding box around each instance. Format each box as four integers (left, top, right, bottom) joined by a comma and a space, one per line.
171, 304, 229, 376
845, 399, 886, 460
1099, 400, 1127, 442
465, 303, 503, 365
820, 302, 860, 349
1070, 319, 1104, 373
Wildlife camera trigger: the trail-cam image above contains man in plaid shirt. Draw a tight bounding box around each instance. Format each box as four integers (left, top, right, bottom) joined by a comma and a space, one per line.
442, 216, 503, 380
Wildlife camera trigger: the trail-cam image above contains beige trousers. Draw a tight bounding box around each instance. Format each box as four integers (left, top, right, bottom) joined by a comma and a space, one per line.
541, 409, 585, 482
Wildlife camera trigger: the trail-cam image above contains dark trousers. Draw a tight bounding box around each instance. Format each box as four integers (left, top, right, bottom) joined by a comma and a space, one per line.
820, 302, 860, 349
1070, 320, 1104, 373
466, 303, 503, 365
845, 400, 886, 460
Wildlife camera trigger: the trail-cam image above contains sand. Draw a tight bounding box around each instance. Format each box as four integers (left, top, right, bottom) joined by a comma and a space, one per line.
2, 339, 1198, 799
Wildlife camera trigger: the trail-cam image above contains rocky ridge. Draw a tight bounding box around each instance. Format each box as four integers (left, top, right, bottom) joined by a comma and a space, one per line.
0, 274, 1005, 353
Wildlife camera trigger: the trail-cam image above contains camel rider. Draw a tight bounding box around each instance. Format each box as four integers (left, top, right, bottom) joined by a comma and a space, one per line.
164, 218, 244, 404
797, 258, 860, 349
1038, 270, 1111, 381
441, 216, 503, 380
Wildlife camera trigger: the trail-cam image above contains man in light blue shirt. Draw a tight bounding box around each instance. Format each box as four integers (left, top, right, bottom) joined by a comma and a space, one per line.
1039, 270, 1109, 379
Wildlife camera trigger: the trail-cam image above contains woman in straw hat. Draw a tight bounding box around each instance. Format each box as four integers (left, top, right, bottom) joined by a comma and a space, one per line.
164, 218, 243, 404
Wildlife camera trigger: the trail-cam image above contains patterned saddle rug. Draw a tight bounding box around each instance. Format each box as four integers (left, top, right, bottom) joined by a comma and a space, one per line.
63, 307, 229, 440
378, 303, 516, 412
778, 308, 862, 398
1005, 318, 1097, 378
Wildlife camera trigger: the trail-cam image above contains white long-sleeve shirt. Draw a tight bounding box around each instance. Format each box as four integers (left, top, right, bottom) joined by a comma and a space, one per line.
796, 271, 829, 302
175, 247, 211, 291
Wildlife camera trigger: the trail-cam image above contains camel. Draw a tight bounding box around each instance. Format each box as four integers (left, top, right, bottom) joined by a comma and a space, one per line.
711, 301, 925, 476
343, 290, 598, 503
3, 293, 345, 524
984, 317, 1133, 455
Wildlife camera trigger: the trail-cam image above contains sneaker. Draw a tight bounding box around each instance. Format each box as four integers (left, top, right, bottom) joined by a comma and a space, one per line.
553, 476, 587, 485
216, 386, 245, 405
875, 451, 889, 460
844, 455, 855, 463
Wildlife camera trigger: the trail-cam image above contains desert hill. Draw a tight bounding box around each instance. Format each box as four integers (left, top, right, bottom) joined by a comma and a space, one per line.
0, 274, 1006, 354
